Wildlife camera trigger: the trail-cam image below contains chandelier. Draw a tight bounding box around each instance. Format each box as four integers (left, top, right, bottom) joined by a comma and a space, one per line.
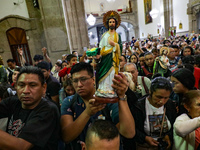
107, 0, 115, 2
150, 9, 159, 19
86, 14, 96, 26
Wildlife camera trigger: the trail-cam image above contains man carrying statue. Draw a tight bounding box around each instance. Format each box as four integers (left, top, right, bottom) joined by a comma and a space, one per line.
61, 11, 135, 149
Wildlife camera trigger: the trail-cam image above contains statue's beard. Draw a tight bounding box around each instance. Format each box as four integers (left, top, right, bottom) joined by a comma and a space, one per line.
109, 26, 115, 30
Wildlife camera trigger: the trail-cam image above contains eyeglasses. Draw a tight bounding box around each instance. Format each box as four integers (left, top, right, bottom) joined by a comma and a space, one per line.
72, 76, 93, 84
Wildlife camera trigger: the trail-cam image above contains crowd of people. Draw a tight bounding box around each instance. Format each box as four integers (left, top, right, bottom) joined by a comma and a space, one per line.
0, 9, 200, 150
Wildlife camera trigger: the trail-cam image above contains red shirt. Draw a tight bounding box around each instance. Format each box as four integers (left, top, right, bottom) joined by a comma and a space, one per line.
194, 67, 200, 89
58, 67, 71, 77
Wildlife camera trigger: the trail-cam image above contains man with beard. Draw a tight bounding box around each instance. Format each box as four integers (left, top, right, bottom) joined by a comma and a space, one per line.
95, 10, 123, 99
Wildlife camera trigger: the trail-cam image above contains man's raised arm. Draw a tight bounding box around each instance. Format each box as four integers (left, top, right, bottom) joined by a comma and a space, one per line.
112, 72, 135, 138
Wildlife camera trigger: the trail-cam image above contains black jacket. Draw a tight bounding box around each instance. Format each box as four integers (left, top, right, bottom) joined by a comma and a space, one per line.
132, 95, 177, 145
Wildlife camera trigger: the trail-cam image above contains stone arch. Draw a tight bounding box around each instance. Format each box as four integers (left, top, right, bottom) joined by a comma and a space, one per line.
6, 27, 33, 65
90, 17, 137, 28
0, 15, 42, 63
87, 13, 138, 38
87, 17, 137, 42
88, 22, 130, 41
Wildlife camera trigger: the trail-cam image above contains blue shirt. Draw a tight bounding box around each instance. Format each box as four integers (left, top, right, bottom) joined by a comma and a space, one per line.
61, 94, 119, 146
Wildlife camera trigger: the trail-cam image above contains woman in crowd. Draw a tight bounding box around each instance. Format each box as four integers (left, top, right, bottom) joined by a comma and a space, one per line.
133, 77, 177, 150
170, 68, 196, 115
173, 90, 200, 150
62, 60, 68, 69
63, 79, 75, 96
181, 46, 194, 57
195, 44, 200, 55
60, 60, 69, 83
129, 53, 138, 66
52, 62, 62, 83
11, 66, 21, 88
59, 79, 75, 105
0, 83, 16, 131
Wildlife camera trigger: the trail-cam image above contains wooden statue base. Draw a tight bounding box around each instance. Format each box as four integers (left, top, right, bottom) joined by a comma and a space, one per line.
94, 96, 119, 104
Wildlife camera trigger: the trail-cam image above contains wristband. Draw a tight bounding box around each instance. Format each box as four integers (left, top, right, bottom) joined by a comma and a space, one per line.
119, 95, 127, 101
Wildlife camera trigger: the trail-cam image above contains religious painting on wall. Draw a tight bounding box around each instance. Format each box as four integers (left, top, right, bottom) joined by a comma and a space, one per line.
144, 0, 152, 24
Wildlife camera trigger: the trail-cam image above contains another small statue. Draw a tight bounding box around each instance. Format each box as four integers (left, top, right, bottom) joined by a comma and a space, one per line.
153, 47, 171, 77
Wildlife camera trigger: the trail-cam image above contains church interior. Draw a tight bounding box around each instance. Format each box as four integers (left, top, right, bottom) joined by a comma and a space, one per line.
0, 0, 199, 65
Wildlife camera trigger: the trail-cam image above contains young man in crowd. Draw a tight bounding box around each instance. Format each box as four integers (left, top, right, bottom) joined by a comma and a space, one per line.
6, 59, 17, 84
0, 66, 60, 149
119, 55, 127, 72
33, 47, 52, 69
138, 52, 155, 79
61, 62, 135, 149
58, 54, 77, 78
33, 54, 44, 66
171, 45, 180, 58
137, 53, 145, 75
163, 40, 171, 47
37, 61, 61, 105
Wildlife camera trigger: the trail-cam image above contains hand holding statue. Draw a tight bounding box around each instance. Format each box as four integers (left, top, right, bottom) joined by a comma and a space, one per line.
85, 99, 106, 116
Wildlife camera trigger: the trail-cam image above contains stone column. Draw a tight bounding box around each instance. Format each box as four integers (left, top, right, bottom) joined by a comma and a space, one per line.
37, 0, 70, 63
62, 0, 89, 54
187, 3, 193, 33
193, 5, 200, 33
25, 0, 45, 55
163, 0, 170, 37
187, 1, 200, 34
130, 0, 139, 38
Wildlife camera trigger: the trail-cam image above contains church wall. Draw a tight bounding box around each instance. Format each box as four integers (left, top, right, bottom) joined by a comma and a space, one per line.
35, 0, 70, 64
137, 0, 189, 39
0, 0, 29, 19
0, 0, 70, 66
173, 0, 189, 34
84, 0, 130, 16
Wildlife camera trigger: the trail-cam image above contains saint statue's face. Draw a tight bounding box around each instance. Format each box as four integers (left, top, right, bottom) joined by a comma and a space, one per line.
109, 18, 116, 30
